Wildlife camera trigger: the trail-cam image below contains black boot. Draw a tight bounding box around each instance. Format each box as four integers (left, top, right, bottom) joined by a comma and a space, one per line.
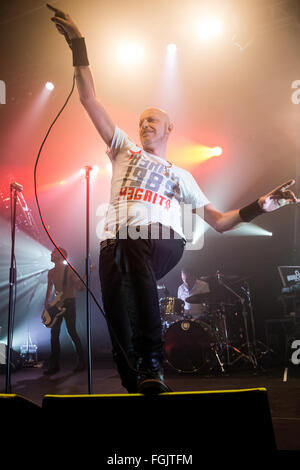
137, 353, 172, 394
73, 358, 85, 373
112, 350, 139, 393
44, 361, 60, 375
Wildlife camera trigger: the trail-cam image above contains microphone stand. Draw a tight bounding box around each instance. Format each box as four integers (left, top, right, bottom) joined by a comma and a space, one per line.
6, 182, 23, 393
216, 271, 257, 369
85, 166, 93, 394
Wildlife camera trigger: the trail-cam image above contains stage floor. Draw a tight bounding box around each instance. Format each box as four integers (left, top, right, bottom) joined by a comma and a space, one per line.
1, 360, 300, 451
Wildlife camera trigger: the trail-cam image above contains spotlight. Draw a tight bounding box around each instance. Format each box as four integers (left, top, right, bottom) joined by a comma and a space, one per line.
45, 82, 54, 91
116, 42, 144, 65
106, 162, 112, 177
211, 146, 223, 157
170, 144, 223, 166
223, 225, 274, 237
197, 18, 223, 40
167, 43, 177, 53
79, 166, 99, 177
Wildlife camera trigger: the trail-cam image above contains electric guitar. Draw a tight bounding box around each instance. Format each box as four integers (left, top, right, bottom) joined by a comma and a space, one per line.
41, 264, 95, 328
41, 291, 67, 328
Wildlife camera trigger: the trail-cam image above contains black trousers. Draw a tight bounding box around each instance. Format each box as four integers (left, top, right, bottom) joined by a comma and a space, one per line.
49, 298, 84, 368
99, 224, 185, 392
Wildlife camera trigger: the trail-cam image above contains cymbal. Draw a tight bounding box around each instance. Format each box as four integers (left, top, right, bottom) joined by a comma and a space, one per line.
186, 293, 211, 304
186, 293, 238, 308
231, 276, 251, 285
199, 274, 242, 281
209, 303, 237, 311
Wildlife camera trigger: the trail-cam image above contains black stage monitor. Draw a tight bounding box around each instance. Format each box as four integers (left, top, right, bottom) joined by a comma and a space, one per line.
277, 266, 300, 288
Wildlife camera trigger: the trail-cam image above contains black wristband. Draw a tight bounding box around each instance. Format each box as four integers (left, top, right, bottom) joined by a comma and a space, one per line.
71, 37, 89, 66
239, 199, 265, 222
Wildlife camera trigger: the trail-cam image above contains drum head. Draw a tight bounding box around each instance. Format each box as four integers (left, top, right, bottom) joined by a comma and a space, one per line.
164, 320, 216, 373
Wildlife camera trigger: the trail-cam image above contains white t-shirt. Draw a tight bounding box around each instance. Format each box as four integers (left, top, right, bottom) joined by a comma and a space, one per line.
177, 279, 210, 318
101, 126, 209, 241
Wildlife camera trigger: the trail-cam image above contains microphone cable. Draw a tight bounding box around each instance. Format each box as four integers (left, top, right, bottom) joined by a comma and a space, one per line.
33, 72, 137, 374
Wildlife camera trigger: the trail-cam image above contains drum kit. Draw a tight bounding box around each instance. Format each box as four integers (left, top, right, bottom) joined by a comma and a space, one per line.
158, 271, 259, 374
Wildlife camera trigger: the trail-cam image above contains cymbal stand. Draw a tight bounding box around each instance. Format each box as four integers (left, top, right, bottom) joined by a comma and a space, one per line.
217, 273, 257, 369
241, 282, 258, 357
241, 281, 276, 369
211, 343, 225, 373
219, 303, 230, 365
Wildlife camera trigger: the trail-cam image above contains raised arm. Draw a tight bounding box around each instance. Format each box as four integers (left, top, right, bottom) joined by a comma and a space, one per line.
47, 4, 115, 149
197, 179, 299, 233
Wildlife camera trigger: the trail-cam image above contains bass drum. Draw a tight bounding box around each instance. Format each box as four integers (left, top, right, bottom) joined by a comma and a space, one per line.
164, 319, 217, 373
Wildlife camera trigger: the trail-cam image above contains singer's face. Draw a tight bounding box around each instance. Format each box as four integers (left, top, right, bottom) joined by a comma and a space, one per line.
139, 108, 171, 149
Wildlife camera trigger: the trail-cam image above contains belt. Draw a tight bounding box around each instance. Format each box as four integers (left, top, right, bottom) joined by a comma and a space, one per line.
100, 224, 186, 251
100, 238, 117, 251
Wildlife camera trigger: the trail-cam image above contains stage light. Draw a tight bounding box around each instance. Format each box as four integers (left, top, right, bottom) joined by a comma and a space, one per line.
170, 144, 223, 166
197, 18, 223, 40
167, 43, 177, 54
45, 82, 54, 91
78, 166, 100, 179
211, 146, 223, 157
159, 41, 179, 112
116, 42, 144, 65
222, 224, 273, 237
0, 216, 52, 353
106, 162, 112, 177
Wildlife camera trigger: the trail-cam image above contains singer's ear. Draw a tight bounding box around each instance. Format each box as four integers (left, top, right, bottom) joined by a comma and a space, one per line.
168, 123, 174, 134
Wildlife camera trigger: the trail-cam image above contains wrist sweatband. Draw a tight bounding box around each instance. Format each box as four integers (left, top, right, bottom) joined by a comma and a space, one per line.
71, 37, 89, 66
239, 199, 265, 222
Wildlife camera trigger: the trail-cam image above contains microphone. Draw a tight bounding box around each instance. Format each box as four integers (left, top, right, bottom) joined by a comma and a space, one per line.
55, 11, 72, 49
10, 182, 23, 192
47, 4, 73, 49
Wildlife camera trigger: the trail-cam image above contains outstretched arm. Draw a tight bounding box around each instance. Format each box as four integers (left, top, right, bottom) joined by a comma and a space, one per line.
202, 204, 241, 233
198, 179, 299, 233
47, 4, 115, 150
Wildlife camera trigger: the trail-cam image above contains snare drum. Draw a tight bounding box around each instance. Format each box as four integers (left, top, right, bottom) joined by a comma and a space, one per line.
159, 297, 184, 322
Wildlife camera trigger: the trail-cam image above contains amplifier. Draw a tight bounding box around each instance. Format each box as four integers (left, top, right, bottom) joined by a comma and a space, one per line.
265, 318, 300, 365
0, 343, 23, 370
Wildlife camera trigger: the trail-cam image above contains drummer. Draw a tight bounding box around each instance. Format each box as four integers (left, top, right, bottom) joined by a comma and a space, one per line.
177, 268, 210, 320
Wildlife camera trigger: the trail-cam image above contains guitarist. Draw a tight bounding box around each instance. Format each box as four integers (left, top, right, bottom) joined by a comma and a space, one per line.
43, 247, 85, 375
